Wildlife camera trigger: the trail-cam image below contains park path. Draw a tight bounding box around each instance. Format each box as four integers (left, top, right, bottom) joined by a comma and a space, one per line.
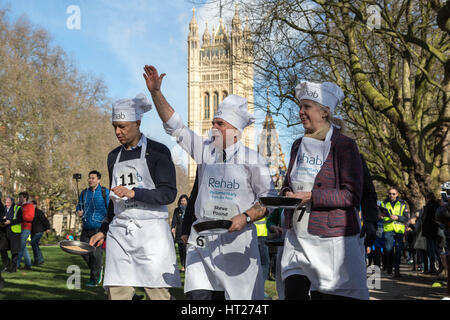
368, 262, 448, 300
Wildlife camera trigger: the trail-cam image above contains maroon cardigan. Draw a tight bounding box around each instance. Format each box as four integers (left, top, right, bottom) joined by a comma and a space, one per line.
281, 129, 363, 237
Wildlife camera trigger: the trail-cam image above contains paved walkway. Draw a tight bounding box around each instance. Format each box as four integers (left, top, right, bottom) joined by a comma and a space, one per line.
368, 262, 449, 300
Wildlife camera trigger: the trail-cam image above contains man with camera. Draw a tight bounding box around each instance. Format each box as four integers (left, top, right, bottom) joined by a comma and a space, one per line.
76, 170, 110, 287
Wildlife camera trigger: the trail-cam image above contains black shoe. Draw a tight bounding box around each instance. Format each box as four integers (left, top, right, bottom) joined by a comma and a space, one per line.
132, 293, 144, 301
6, 267, 16, 273
387, 268, 392, 275
394, 271, 402, 278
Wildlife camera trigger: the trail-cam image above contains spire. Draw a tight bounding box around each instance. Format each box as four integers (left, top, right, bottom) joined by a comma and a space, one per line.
263, 89, 275, 130
202, 21, 211, 46
189, 7, 197, 26
232, 3, 242, 30
244, 16, 251, 35
189, 7, 198, 37
214, 18, 228, 45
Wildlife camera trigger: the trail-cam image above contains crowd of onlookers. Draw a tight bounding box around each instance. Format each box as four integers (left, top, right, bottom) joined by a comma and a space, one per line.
366, 187, 450, 289
0, 191, 51, 277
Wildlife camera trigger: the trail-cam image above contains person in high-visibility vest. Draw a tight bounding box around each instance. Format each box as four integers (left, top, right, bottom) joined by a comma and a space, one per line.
3, 196, 22, 273
255, 216, 270, 299
380, 188, 409, 277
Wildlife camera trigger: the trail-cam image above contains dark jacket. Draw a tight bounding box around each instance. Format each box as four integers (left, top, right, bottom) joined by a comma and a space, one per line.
422, 199, 441, 238
181, 168, 199, 237
171, 207, 185, 241
5, 205, 22, 226
31, 208, 51, 234
360, 155, 378, 226
281, 129, 363, 237
100, 137, 177, 235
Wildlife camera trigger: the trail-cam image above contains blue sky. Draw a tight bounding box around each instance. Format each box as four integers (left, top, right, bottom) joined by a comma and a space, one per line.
4, 0, 293, 168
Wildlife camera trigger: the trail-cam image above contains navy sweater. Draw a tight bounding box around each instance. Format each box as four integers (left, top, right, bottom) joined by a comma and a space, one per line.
99, 138, 177, 235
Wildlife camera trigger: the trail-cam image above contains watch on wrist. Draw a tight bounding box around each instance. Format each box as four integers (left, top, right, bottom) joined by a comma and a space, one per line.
243, 212, 251, 224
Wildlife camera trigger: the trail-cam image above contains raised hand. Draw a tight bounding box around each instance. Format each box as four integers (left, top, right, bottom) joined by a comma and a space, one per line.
143, 65, 166, 93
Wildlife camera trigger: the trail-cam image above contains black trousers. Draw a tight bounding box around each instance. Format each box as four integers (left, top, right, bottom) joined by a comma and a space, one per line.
186, 290, 226, 300
80, 229, 103, 282
284, 275, 359, 300
175, 241, 186, 268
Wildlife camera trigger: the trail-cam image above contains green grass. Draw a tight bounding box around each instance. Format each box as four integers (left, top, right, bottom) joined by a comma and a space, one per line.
0, 246, 279, 300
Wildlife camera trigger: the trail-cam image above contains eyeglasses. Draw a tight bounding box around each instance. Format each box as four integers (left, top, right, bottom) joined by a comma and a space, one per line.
388, 193, 397, 195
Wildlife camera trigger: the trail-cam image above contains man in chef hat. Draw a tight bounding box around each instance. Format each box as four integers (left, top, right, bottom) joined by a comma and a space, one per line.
90, 93, 181, 300
143, 65, 277, 300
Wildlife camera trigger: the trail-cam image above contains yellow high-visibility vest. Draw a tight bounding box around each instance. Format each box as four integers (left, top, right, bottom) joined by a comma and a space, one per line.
255, 217, 268, 237
11, 205, 22, 234
381, 200, 406, 234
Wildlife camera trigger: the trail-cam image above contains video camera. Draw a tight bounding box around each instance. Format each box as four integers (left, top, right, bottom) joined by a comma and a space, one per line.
72, 173, 82, 180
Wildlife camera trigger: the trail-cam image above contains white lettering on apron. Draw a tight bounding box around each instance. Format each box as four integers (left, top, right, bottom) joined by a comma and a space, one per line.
185, 156, 264, 299
281, 127, 369, 299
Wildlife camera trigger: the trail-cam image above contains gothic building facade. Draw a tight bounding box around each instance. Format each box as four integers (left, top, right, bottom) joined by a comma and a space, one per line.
187, 7, 255, 184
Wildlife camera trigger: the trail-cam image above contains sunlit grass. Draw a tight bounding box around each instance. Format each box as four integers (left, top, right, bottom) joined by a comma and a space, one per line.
0, 246, 280, 300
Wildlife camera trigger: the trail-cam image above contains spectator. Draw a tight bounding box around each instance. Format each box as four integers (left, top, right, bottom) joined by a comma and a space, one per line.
405, 216, 417, 270
380, 188, 409, 277
266, 208, 286, 299
421, 192, 442, 274
3, 196, 22, 272
0, 194, 9, 270
414, 209, 428, 272
368, 217, 385, 268
17, 191, 34, 270
435, 195, 450, 296
0, 194, 5, 289
171, 194, 188, 272
75, 170, 110, 287
30, 200, 50, 266
255, 215, 271, 299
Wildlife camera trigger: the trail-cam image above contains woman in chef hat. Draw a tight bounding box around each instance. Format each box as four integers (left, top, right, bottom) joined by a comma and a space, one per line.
280, 81, 369, 300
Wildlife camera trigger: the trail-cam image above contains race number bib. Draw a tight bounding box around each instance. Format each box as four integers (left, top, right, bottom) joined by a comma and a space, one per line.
291, 181, 313, 236
203, 201, 239, 221
114, 166, 144, 210
292, 205, 310, 235
188, 227, 207, 249
115, 165, 143, 189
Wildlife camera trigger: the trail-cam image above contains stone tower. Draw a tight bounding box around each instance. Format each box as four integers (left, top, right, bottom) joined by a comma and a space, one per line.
257, 92, 287, 191
187, 6, 255, 184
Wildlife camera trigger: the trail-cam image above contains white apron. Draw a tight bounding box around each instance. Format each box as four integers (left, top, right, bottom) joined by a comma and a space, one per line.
281, 127, 369, 299
103, 136, 181, 288
184, 161, 264, 300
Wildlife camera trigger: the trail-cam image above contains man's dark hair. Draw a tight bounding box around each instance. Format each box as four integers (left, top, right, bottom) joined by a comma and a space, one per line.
19, 191, 29, 200
89, 170, 101, 179
31, 200, 37, 205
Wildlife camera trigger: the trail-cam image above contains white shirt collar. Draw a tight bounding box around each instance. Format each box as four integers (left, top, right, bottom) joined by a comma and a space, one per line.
214, 141, 242, 163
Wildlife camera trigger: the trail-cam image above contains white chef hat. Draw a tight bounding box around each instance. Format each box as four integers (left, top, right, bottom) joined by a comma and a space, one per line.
213, 94, 255, 132
295, 81, 344, 113
112, 93, 152, 122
